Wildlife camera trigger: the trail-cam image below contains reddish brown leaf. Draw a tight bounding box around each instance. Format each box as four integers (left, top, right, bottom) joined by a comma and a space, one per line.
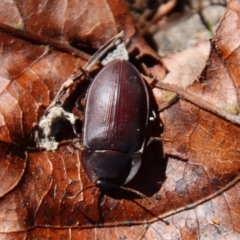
0, 143, 26, 197
0, 0, 166, 237
148, 0, 240, 238
0, 31, 82, 146
1, 0, 239, 239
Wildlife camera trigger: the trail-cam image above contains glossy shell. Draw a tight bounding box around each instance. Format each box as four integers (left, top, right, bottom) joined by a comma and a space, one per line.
82, 59, 149, 186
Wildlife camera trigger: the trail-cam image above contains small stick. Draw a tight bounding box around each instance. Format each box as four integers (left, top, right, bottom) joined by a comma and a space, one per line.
143, 75, 240, 127
46, 31, 125, 111
141, 0, 177, 35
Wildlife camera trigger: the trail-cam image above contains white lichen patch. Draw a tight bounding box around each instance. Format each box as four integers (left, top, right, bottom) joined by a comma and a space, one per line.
35, 106, 78, 151
101, 42, 129, 66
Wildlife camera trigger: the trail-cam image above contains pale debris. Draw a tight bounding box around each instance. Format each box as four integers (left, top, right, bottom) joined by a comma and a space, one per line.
101, 42, 129, 66
35, 106, 78, 151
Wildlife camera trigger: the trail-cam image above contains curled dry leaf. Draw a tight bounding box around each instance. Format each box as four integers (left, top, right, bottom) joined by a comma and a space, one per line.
0, 0, 239, 239
0, 0, 167, 237
149, 0, 240, 238
0, 143, 26, 197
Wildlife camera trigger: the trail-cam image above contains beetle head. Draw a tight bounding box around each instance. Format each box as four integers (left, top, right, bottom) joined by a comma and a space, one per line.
96, 178, 120, 194
96, 178, 151, 204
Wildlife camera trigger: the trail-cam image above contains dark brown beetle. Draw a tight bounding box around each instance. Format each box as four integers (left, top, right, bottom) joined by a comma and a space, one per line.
81, 59, 150, 201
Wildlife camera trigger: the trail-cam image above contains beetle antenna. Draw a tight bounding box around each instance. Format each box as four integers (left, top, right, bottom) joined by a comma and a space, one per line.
75, 185, 97, 197
120, 186, 151, 204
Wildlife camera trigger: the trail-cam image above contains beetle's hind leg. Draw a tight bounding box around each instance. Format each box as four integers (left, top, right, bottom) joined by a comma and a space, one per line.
146, 136, 171, 148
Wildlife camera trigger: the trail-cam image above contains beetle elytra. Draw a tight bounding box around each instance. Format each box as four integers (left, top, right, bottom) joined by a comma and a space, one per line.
81, 59, 151, 203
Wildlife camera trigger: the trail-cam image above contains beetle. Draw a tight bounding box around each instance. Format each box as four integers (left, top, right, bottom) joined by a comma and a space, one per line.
81, 59, 150, 202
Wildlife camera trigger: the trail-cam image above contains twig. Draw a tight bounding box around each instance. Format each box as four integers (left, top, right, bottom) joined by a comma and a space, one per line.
141, 0, 177, 35
0, 23, 91, 61
143, 76, 240, 127
46, 31, 125, 111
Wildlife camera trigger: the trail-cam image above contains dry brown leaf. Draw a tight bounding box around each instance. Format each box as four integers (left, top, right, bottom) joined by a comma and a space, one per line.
0, 0, 239, 239
0, 0, 165, 238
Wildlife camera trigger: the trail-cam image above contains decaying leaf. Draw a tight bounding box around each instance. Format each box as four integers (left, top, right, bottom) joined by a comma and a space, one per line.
0, 0, 240, 239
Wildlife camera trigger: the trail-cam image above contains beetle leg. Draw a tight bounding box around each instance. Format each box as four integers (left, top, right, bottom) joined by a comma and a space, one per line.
25, 146, 46, 152
146, 136, 171, 148
124, 154, 142, 184
120, 186, 151, 204
75, 90, 88, 111
149, 109, 157, 121
149, 76, 158, 88
67, 184, 97, 199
